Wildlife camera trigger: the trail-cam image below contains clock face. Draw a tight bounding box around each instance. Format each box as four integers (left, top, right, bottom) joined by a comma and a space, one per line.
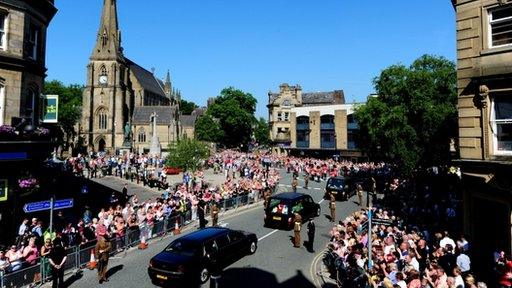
99, 75, 108, 84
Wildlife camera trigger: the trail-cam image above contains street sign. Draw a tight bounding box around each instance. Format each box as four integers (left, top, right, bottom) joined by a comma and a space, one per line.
23, 198, 73, 213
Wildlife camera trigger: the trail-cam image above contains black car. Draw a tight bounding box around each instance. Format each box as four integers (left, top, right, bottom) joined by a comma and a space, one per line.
324, 176, 353, 201
148, 227, 258, 287
264, 192, 321, 229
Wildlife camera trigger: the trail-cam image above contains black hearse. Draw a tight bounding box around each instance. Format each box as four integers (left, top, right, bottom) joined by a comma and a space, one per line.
148, 227, 258, 286
264, 192, 320, 229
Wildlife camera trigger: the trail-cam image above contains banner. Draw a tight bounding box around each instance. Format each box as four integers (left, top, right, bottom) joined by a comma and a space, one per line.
0, 179, 7, 201
43, 94, 59, 123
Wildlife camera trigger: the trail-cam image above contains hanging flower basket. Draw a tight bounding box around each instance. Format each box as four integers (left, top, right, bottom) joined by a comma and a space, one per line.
18, 178, 40, 194
0, 125, 16, 140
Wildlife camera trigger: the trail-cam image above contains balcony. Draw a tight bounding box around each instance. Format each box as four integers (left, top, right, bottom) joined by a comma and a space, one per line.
273, 132, 291, 142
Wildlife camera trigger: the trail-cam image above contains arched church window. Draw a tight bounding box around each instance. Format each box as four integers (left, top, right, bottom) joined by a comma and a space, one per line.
101, 27, 108, 47
138, 128, 146, 143
100, 65, 107, 76
97, 108, 108, 130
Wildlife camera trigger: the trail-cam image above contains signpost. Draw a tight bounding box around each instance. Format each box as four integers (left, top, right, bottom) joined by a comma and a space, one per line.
23, 198, 73, 234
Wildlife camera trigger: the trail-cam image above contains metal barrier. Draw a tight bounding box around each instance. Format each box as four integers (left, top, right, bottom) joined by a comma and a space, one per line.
0, 187, 276, 288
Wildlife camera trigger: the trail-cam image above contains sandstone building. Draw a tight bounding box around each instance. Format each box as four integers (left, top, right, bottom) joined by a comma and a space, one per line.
267, 83, 361, 159
0, 0, 57, 127
452, 0, 512, 281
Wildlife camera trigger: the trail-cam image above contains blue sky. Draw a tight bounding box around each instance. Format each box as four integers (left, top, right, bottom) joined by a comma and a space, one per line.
46, 1, 456, 118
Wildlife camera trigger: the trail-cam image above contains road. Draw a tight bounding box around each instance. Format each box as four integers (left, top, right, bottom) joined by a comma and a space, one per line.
61, 170, 361, 288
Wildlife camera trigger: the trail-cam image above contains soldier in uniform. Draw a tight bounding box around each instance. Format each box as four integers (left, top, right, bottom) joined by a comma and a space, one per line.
263, 188, 272, 209
211, 202, 219, 227
356, 183, 364, 206
303, 173, 309, 189
292, 176, 298, 193
329, 192, 336, 222
95, 234, 112, 284
307, 219, 316, 252
293, 212, 302, 248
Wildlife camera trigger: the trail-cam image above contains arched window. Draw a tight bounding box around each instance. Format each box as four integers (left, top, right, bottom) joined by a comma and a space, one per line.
24, 87, 37, 124
296, 116, 310, 148
138, 128, 146, 143
320, 115, 335, 149
100, 65, 107, 76
97, 107, 108, 130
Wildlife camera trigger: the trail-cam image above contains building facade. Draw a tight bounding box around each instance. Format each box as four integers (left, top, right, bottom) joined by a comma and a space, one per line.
0, 0, 57, 127
267, 83, 361, 159
452, 0, 512, 281
80, 0, 181, 153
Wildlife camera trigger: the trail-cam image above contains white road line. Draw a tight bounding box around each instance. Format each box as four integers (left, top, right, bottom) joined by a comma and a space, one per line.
258, 229, 279, 241
318, 199, 325, 204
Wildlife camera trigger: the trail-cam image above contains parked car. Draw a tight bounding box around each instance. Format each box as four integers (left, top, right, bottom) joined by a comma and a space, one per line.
264, 192, 320, 229
324, 176, 352, 201
164, 166, 183, 175
148, 227, 257, 287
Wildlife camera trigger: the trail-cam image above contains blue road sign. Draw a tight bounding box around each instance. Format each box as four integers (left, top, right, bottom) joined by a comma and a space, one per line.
23, 198, 73, 213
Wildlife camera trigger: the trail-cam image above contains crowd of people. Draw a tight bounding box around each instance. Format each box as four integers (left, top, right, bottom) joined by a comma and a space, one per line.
321, 165, 488, 288
0, 150, 280, 279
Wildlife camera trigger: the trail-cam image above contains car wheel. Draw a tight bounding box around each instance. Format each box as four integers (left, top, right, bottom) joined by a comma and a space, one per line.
200, 267, 210, 284
249, 241, 257, 254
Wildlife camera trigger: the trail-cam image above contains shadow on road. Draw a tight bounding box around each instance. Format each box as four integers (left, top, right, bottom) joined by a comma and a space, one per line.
106, 264, 124, 279
220, 267, 316, 288
63, 270, 83, 288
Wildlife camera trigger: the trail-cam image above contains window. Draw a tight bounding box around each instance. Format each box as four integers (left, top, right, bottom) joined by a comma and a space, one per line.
24, 89, 36, 123
491, 96, 512, 154
489, 5, 512, 48
27, 24, 39, 60
284, 112, 289, 121
98, 108, 108, 130
281, 99, 291, 107
277, 112, 282, 122
320, 115, 335, 149
296, 116, 310, 148
138, 128, 146, 143
0, 13, 7, 50
0, 83, 4, 126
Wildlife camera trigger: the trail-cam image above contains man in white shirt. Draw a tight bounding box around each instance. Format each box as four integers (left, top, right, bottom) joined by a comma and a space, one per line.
439, 231, 456, 251
18, 219, 29, 237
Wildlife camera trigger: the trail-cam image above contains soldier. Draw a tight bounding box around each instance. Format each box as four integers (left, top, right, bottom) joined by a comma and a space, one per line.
356, 183, 364, 206
303, 173, 309, 189
263, 188, 272, 210
95, 234, 112, 284
307, 219, 316, 252
292, 176, 298, 193
211, 202, 219, 227
329, 192, 336, 222
293, 212, 302, 248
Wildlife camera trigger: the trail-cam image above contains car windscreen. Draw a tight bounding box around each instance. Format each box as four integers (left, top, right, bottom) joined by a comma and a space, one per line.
165, 239, 201, 256
269, 199, 289, 215
327, 178, 344, 190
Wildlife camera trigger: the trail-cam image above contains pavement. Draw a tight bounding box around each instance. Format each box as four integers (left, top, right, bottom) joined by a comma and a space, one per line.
54, 169, 362, 288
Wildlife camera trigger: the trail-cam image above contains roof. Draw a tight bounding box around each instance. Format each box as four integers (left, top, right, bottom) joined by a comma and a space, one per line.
126, 58, 167, 98
180, 227, 228, 242
302, 90, 345, 105
132, 106, 176, 125
271, 192, 307, 200
180, 115, 196, 127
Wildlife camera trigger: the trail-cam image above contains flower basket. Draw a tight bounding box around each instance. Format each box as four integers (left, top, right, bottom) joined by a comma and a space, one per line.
18, 178, 40, 196
0, 125, 16, 141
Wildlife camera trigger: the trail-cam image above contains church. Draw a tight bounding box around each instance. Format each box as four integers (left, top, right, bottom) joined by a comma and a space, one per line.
80, 0, 192, 154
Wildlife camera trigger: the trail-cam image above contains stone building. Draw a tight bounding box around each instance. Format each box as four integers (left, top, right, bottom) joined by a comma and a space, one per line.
0, 0, 57, 127
80, 0, 181, 153
267, 83, 362, 159
452, 0, 512, 281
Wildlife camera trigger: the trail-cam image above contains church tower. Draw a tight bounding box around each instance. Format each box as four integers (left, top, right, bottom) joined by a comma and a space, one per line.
81, 0, 130, 152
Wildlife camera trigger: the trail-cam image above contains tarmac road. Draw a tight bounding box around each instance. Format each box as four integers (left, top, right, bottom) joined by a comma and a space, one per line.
59, 170, 361, 288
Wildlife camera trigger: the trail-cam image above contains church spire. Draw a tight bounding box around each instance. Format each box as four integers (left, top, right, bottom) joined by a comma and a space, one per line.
91, 0, 124, 61
164, 70, 172, 97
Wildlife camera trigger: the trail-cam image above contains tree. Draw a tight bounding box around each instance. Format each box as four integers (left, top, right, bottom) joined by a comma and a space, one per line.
354, 55, 457, 175
195, 114, 224, 143
179, 99, 198, 115
43, 80, 83, 147
165, 138, 210, 172
253, 117, 270, 146
207, 87, 257, 149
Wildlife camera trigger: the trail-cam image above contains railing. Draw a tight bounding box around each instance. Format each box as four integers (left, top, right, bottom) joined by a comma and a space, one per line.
0, 188, 275, 288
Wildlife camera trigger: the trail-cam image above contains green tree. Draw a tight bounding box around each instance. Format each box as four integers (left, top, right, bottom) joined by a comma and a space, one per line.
179, 99, 198, 115
43, 80, 83, 147
165, 138, 210, 172
354, 55, 457, 175
195, 114, 224, 143
207, 87, 257, 149
253, 117, 270, 146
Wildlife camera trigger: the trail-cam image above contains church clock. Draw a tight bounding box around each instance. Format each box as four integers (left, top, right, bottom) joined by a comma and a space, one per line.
99, 75, 108, 85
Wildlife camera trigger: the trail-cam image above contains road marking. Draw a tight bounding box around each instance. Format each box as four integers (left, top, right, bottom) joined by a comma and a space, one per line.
258, 229, 279, 241
310, 249, 327, 287
318, 199, 325, 204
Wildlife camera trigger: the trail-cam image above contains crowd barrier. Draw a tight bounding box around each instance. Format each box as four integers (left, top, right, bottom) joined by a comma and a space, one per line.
0, 188, 275, 288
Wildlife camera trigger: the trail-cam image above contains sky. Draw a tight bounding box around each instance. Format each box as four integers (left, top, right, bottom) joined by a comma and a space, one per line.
46, 1, 456, 118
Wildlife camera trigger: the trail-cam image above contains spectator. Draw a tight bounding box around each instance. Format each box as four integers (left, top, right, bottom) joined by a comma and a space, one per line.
0, 250, 11, 273
5, 245, 22, 272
